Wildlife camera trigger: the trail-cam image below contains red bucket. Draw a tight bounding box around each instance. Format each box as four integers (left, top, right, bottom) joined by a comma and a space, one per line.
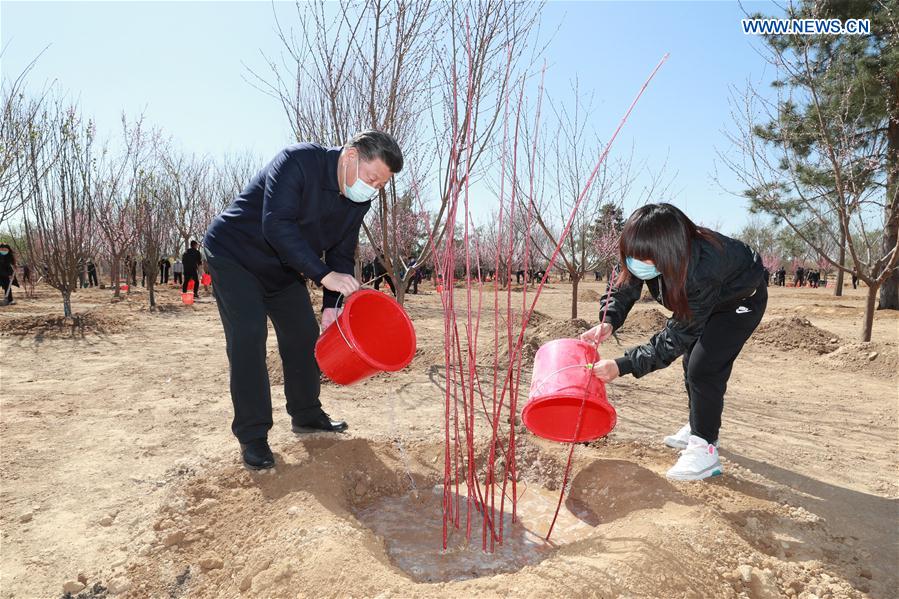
315, 289, 416, 385
522, 338, 617, 442
181, 293, 194, 305
119, 283, 129, 292
201, 273, 211, 286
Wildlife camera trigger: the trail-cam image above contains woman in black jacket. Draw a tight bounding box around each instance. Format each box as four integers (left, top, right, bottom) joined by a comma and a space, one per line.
581, 204, 767, 481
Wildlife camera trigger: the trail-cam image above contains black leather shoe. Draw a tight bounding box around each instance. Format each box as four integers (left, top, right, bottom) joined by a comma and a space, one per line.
291, 411, 348, 434
240, 438, 275, 470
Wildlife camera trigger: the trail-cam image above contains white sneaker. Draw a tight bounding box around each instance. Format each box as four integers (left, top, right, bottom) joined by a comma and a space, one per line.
666, 435, 723, 481
663, 423, 692, 449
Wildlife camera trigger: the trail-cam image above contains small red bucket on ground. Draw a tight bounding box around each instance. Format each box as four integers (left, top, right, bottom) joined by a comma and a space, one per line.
315, 289, 416, 385
119, 283, 129, 292
181, 293, 194, 305
201, 273, 211, 286
522, 338, 617, 442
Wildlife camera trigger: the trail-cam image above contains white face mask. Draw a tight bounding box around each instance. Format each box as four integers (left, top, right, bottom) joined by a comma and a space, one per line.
343, 154, 377, 203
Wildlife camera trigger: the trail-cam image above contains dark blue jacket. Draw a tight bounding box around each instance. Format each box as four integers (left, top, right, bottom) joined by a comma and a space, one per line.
205, 143, 370, 308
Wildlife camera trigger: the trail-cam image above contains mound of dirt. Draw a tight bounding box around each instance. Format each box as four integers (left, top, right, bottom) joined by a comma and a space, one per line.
618, 308, 669, 334
503, 308, 550, 330
752, 317, 840, 355
509, 317, 592, 365
0, 312, 127, 338
817, 342, 898, 379
579, 289, 601, 302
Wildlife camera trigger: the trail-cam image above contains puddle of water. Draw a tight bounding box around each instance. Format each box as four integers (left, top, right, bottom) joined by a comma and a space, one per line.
354, 484, 595, 582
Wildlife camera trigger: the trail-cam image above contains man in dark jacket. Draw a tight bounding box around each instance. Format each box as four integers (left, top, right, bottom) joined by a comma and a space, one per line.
204, 130, 403, 470
182, 242, 203, 297
87, 260, 99, 287
0, 243, 17, 305
158, 257, 171, 284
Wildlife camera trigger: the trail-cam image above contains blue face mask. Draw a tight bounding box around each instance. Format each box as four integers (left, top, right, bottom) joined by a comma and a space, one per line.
626, 256, 661, 280
343, 155, 378, 203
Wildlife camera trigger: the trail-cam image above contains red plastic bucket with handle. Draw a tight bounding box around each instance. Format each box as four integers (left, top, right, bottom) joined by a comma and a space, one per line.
315, 289, 417, 385
181, 293, 194, 305
522, 338, 617, 442
201, 273, 211, 286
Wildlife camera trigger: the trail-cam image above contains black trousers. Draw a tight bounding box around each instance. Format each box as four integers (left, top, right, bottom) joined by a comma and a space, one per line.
374, 274, 395, 294
174, 272, 183, 284
206, 252, 322, 443
682, 285, 767, 444
182, 271, 200, 296
88, 271, 98, 286
1, 275, 11, 302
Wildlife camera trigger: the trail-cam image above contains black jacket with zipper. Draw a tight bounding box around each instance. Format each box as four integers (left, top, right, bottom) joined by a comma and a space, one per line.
601, 232, 764, 378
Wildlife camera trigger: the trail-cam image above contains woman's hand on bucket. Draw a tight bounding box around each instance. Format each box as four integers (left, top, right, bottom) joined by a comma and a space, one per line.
322, 272, 361, 297
580, 323, 613, 346
590, 359, 619, 382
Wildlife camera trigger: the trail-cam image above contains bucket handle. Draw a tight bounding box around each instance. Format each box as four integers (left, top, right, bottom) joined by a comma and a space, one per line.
330, 293, 360, 354
531, 363, 595, 395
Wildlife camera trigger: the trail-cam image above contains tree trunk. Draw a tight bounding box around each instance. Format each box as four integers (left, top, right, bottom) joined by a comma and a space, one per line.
148, 279, 156, 308
111, 258, 120, 298
880, 71, 899, 310
62, 290, 72, 318
834, 227, 845, 296
570, 273, 579, 319
395, 275, 407, 306
881, 224, 899, 310
861, 282, 878, 342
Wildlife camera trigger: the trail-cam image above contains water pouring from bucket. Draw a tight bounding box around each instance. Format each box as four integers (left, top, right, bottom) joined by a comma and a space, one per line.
315, 288, 417, 385
522, 338, 617, 443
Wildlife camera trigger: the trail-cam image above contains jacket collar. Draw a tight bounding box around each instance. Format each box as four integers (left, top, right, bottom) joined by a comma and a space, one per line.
323, 146, 342, 192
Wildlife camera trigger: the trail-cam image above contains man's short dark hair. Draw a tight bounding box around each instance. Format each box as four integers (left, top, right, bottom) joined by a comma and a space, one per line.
346, 130, 404, 173
190, 241, 198, 248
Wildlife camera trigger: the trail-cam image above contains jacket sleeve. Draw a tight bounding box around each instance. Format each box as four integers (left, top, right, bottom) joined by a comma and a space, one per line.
615, 280, 721, 378
261, 151, 330, 284
321, 212, 365, 310
598, 274, 643, 332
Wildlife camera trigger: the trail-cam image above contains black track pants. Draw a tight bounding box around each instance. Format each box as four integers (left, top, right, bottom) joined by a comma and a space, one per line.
682, 285, 767, 444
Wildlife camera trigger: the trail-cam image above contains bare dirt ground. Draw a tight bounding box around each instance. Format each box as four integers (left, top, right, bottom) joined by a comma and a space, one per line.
1, 280, 897, 599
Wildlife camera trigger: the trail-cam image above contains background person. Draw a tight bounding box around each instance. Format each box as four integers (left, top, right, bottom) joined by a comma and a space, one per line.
0, 243, 17, 305
87, 260, 98, 287
173, 259, 183, 285
181, 242, 203, 297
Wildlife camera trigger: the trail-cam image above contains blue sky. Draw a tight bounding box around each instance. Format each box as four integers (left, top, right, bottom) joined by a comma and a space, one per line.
2, 1, 783, 234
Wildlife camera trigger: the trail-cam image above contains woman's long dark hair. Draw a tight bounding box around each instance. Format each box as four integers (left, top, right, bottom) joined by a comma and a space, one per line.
617, 203, 720, 320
